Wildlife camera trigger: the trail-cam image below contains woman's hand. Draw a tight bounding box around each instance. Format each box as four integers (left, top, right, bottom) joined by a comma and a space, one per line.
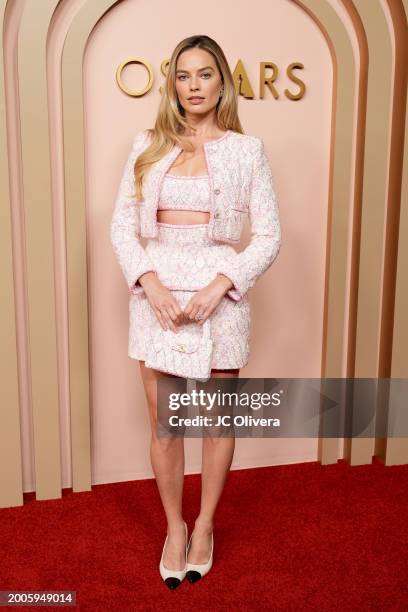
183, 274, 234, 325
138, 272, 184, 332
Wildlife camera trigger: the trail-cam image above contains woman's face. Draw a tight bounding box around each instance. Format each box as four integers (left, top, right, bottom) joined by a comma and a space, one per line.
175, 48, 223, 117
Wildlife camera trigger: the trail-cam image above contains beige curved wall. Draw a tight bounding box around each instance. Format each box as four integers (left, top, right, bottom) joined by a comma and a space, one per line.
0, 0, 407, 508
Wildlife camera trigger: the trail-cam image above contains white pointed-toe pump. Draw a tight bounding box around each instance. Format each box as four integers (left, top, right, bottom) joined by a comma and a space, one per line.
186, 530, 214, 583
159, 521, 188, 590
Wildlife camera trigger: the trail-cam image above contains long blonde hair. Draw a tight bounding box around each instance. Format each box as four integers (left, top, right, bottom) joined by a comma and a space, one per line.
133, 34, 244, 201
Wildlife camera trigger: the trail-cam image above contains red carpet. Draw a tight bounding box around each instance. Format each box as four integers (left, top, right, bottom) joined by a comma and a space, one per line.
1, 457, 407, 611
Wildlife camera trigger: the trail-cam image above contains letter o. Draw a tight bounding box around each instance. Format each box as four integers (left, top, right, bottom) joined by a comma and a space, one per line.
116, 58, 154, 97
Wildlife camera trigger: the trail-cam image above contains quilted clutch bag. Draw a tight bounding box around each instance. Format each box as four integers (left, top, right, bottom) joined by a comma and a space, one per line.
145, 318, 213, 382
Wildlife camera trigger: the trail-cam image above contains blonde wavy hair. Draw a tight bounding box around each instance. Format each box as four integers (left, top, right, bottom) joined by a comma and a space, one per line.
133, 34, 244, 201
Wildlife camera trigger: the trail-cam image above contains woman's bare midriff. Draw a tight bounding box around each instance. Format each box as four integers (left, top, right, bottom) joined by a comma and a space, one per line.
157, 210, 210, 225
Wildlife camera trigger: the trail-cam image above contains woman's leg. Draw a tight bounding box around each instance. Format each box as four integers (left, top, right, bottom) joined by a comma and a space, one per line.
139, 361, 187, 570
187, 367, 239, 564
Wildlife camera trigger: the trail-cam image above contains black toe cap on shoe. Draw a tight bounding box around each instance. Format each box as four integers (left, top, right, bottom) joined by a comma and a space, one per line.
186, 570, 202, 583
164, 577, 181, 589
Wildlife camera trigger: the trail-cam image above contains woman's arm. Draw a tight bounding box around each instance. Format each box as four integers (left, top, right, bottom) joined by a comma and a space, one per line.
110, 131, 157, 294
216, 137, 282, 301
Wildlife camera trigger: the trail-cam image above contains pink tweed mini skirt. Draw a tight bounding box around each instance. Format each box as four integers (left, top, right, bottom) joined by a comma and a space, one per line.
128, 222, 251, 370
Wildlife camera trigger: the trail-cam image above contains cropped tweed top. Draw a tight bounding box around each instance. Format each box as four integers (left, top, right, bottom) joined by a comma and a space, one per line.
157, 173, 211, 212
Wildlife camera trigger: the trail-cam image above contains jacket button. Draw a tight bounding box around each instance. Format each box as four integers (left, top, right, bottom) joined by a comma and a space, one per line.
214, 188, 221, 195
214, 212, 220, 218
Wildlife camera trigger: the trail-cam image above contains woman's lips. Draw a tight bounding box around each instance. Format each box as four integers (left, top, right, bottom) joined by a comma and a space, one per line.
188, 97, 205, 104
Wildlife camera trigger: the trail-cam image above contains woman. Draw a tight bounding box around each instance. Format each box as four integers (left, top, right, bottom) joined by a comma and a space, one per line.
110, 34, 281, 589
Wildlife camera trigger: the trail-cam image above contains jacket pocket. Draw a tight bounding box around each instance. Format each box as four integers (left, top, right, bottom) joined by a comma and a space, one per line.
223, 209, 247, 241
231, 204, 249, 213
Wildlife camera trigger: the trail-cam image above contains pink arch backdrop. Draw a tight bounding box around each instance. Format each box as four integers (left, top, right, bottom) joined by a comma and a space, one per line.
86, 0, 332, 485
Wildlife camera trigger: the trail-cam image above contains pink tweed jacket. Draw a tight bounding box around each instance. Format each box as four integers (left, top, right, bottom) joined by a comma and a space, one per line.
110, 129, 281, 301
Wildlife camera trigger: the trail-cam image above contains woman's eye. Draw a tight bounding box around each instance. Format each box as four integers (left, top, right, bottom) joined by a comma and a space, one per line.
177, 73, 212, 80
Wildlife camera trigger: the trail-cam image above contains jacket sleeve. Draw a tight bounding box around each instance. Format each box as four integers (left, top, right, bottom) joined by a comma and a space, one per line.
216, 138, 281, 301
110, 131, 157, 295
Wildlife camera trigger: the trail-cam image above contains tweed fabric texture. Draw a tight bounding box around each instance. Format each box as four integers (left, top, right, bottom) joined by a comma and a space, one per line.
128, 223, 250, 369
111, 128, 282, 370
110, 129, 281, 303
158, 174, 211, 212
